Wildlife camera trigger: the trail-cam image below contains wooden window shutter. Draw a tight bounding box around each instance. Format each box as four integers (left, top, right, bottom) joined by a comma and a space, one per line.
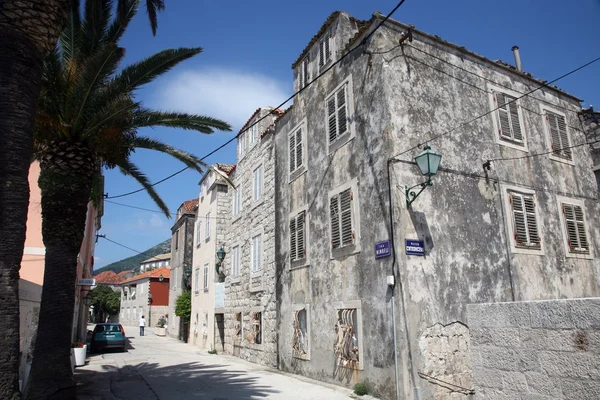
296, 128, 303, 169
547, 112, 571, 160
574, 205, 589, 251
297, 211, 306, 259
523, 196, 540, 247
563, 204, 589, 252
289, 133, 296, 173
337, 86, 347, 135
340, 188, 353, 246
495, 92, 512, 140
328, 97, 338, 143
507, 98, 523, 141
510, 193, 528, 246
325, 34, 330, 62
319, 38, 325, 67
330, 195, 341, 249
290, 217, 297, 261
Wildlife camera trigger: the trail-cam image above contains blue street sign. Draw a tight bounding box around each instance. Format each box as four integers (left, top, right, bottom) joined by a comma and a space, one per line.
405, 239, 424, 256
375, 240, 391, 259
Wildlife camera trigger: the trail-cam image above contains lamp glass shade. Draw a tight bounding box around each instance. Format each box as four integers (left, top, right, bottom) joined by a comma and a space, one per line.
184, 268, 191, 278
216, 247, 226, 263
83, 294, 93, 307
414, 145, 442, 177
159, 275, 164, 282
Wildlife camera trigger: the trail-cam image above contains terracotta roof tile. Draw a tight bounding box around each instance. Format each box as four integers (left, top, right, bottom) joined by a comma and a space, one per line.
180, 199, 198, 214
94, 271, 120, 285
238, 107, 284, 136
215, 163, 236, 174
120, 267, 170, 285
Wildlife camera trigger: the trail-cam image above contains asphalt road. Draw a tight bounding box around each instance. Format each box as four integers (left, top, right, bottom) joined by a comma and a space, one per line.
75, 325, 356, 400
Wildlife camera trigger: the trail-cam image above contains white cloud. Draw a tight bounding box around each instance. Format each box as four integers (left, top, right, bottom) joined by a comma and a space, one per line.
151, 68, 291, 128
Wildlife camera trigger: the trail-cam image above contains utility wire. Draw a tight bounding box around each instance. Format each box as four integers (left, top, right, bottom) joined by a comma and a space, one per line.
100, 236, 142, 254
105, 199, 230, 219
389, 55, 600, 160
487, 139, 600, 163
107, 0, 408, 200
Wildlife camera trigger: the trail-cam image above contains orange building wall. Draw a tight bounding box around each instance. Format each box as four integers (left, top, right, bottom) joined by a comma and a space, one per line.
20, 162, 45, 285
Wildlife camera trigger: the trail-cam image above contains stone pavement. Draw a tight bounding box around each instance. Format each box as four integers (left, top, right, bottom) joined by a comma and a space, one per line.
75, 325, 359, 399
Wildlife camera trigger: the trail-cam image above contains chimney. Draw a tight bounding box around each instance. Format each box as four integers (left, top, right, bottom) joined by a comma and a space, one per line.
512, 45, 522, 72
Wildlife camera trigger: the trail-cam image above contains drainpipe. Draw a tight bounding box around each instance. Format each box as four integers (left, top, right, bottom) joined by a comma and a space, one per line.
387, 159, 420, 400
512, 46, 522, 72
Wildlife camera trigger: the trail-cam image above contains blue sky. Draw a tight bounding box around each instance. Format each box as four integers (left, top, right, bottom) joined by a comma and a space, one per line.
94, 0, 600, 269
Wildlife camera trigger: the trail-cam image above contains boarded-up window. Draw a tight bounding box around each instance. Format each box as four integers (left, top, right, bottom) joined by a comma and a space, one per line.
334, 309, 359, 367
248, 312, 262, 344
562, 203, 589, 253
330, 188, 354, 249
293, 309, 309, 358
509, 192, 540, 249
493, 91, 524, 143
546, 111, 572, 160
290, 211, 306, 262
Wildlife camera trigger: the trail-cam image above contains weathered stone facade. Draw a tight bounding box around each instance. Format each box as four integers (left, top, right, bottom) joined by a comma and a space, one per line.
223, 109, 279, 367
168, 200, 197, 341
468, 299, 600, 399
269, 11, 600, 400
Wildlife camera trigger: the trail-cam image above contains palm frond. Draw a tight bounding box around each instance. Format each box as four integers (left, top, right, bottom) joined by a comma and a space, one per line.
106, 0, 140, 44
81, 0, 113, 57
69, 43, 125, 133
115, 158, 171, 217
59, 0, 82, 62
145, 0, 165, 36
129, 109, 231, 133
83, 95, 139, 139
99, 48, 202, 105
131, 136, 206, 172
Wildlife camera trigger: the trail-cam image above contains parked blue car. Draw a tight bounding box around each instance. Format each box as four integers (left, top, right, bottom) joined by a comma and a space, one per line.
90, 323, 127, 353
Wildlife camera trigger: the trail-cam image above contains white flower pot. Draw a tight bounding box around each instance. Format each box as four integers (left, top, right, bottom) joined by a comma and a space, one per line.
155, 327, 166, 336
73, 346, 86, 367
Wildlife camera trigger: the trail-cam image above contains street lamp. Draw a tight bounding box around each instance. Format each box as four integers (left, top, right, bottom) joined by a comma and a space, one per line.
405, 145, 442, 208
184, 267, 192, 288
159, 274, 164, 282
215, 246, 226, 274
83, 292, 94, 308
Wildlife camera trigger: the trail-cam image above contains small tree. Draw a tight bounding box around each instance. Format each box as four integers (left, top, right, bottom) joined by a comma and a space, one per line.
90, 286, 121, 322
175, 291, 191, 323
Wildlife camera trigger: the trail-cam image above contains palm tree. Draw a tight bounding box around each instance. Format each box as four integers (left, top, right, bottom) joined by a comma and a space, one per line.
0, 1, 166, 398
24, 1, 230, 398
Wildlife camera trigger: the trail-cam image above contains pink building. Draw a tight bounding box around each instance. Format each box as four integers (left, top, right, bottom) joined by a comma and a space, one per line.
18, 162, 102, 390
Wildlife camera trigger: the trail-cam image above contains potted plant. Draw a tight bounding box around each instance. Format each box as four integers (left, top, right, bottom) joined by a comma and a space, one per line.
155, 316, 167, 336
72, 342, 86, 367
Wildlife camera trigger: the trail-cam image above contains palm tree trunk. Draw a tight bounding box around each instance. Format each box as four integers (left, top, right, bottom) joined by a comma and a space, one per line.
25, 147, 95, 400
0, 2, 71, 398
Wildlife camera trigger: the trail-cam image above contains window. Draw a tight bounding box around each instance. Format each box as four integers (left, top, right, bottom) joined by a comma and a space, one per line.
231, 246, 240, 277
293, 307, 309, 360
334, 308, 359, 367
253, 165, 263, 202
251, 234, 262, 272
289, 127, 304, 174
544, 109, 572, 161
300, 56, 310, 89
174, 229, 179, 250
492, 89, 524, 144
233, 187, 241, 217
318, 32, 331, 70
509, 191, 540, 249
234, 312, 242, 344
330, 188, 354, 250
249, 312, 262, 344
194, 268, 200, 293
238, 132, 246, 157
249, 123, 258, 146
561, 202, 590, 254
290, 211, 306, 263
203, 264, 209, 290
327, 83, 348, 145
140, 283, 144, 294
205, 213, 211, 240
196, 220, 201, 246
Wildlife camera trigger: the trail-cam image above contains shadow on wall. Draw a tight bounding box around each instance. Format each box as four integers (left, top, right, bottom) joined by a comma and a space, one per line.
74, 360, 280, 399
408, 209, 434, 255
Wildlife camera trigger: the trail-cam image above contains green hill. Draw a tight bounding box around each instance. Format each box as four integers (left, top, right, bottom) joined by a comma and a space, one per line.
94, 239, 171, 275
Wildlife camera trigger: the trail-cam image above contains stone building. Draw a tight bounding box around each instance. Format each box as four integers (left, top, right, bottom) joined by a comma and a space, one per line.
222, 108, 281, 367
266, 11, 600, 400
580, 107, 600, 193
190, 163, 234, 351
118, 267, 170, 327
168, 199, 198, 341
139, 253, 171, 273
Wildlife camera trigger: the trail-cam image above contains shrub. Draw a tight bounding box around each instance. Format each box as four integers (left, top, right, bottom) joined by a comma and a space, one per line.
353, 381, 371, 396
175, 291, 191, 323
156, 316, 167, 328
208, 349, 217, 355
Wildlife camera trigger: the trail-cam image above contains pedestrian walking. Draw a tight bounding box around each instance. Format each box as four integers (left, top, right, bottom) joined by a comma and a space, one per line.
139, 315, 146, 336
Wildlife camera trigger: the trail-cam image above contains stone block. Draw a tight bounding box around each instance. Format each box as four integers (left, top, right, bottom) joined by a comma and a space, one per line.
546, 330, 578, 352
472, 367, 504, 389
520, 328, 548, 350
540, 352, 600, 379
530, 301, 575, 329
569, 299, 600, 329
500, 371, 529, 393
468, 303, 531, 328
525, 371, 562, 397
481, 348, 520, 371
477, 389, 520, 400
561, 378, 600, 400
518, 350, 541, 372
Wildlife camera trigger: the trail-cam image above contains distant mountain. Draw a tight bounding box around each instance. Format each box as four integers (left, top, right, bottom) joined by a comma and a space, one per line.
94, 239, 171, 275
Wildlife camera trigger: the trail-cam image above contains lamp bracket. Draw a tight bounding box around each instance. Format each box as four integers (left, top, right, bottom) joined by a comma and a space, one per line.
405, 178, 433, 208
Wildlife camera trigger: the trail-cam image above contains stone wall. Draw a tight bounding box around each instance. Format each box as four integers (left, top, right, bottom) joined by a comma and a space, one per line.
468, 298, 600, 399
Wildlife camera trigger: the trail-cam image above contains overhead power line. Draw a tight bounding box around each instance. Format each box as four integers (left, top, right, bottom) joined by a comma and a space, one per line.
105, 199, 230, 218
106, 0, 409, 200
100, 235, 142, 254
389, 55, 600, 160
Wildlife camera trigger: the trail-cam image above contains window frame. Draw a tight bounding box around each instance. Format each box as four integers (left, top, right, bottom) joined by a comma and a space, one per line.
289, 206, 309, 269
196, 218, 202, 247
326, 75, 355, 154
299, 56, 310, 90
252, 163, 264, 204
251, 232, 263, 274
318, 31, 332, 72
292, 304, 311, 361
194, 267, 200, 294
557, 195, 593, 259
232, 185, 241, 220
205, 213, 211, 241
541, 105, 574, 165
502, 185, 544, 255
203, 263, 209, 291
328, 179, 361, 259
231, 244, 240, 281
288, 118, 308, 182
488, 85, 528, 152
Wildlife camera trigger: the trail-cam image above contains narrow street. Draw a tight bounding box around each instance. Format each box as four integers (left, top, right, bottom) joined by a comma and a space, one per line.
75, 325, 356, 400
